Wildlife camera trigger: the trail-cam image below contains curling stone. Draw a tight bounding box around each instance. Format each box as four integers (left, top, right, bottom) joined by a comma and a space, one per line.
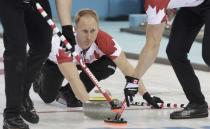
94, 89, 112, 96
83, 97, 122, 119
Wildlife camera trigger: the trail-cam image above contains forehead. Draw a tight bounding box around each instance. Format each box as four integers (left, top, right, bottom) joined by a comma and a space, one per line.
77, 15, 98, 27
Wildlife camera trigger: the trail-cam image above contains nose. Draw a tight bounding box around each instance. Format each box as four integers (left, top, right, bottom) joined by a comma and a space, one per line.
87, 33, 92, 41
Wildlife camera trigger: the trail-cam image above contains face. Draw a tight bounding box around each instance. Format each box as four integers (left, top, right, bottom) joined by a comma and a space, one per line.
75, 15, 99, 49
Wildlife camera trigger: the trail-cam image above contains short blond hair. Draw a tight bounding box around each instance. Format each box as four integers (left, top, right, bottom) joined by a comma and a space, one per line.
75, 9, 99, 25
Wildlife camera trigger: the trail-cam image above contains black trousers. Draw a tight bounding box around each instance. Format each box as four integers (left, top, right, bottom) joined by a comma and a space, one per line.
166, 0, 210, 104
35, 55, 117, 103
0, 0, 52, 117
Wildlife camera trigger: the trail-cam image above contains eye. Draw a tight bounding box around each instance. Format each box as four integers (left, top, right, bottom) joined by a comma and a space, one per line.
90, 29, 96, 33
83, 30, 88, 33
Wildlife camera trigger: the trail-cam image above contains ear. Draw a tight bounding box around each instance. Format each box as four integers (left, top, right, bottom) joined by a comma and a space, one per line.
96, 27, 99, 33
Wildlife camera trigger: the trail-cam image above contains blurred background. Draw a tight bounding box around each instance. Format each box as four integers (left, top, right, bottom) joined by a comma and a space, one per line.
0, 0, 208, 71
49, 0, 145, 20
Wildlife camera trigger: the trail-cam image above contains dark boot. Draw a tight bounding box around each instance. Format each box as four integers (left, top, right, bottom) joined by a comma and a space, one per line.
21, 96, 39, 123
33, 81, 40, 94
56, 86, 83, 108
170, 102, 208, 119
3, 116, 29, 129
32, 72, 44, 94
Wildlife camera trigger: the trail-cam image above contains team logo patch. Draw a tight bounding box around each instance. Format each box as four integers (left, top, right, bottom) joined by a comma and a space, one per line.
144, 0, 170, 24
133, 79, 139, 84
145, 0, 170, 14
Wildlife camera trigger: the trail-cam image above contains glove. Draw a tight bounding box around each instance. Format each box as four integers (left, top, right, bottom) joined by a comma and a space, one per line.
143, 92, 164, 109
124, 76, 139, 107
62, 25, 76, 52
56, 48, 73, 64
109, 99, 122, 109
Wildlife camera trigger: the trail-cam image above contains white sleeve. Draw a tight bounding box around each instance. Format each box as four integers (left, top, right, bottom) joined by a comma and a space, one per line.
146, 0, 204, 25
48, 35, 60, 64
145, 0, 169, 25
111, 38, 122, 58
168, 0, 204, 8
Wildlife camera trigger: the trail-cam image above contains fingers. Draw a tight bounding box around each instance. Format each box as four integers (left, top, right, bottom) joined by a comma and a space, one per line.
153, 96, 164, 103
151, 103, 161, 109
150, 96, 164, 109
125, 94, 135, 107
56, 49, 73, 64
60, 41, 65, 48
151, 106, 161, 109
125, 95, 130, 107
129, 95, 134, 103
143, 95, 162, 109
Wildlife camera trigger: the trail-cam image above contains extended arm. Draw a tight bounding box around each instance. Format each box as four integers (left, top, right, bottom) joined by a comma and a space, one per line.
55, 0, 89, 102
55, 0, 72, 26
56, 49, 89, 102
113, 51, 147, 95
114, 50, 164, 108
58, 62, 89, 102
133, 23, 165, 79
113, 51, 163, 94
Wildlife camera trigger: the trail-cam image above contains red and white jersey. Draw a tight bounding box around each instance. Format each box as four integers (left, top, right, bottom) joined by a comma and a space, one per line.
145, 0, 205, 24
49, 30, 122, 64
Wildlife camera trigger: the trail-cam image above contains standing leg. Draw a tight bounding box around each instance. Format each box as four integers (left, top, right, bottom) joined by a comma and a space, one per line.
166, 7, 208, 119
0, 0, 29, 129
201, 1, 210, 67
23, 0, 52, 96
20, 0, 52, 124
166, 7, 204, 105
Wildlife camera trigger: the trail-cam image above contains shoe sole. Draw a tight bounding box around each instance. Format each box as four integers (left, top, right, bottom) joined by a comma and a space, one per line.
56, 98, 83, 108
3, 125, 29, 129
21, 113, 39, 124
56, 98, 67, 106
170, 112, 208, 119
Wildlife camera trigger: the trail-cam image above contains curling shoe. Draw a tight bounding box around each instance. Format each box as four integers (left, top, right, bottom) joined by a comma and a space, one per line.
56, 86, 83, 108
21, 96, 39, 123
170, 102, 208, 119
3, 116, 29, 129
